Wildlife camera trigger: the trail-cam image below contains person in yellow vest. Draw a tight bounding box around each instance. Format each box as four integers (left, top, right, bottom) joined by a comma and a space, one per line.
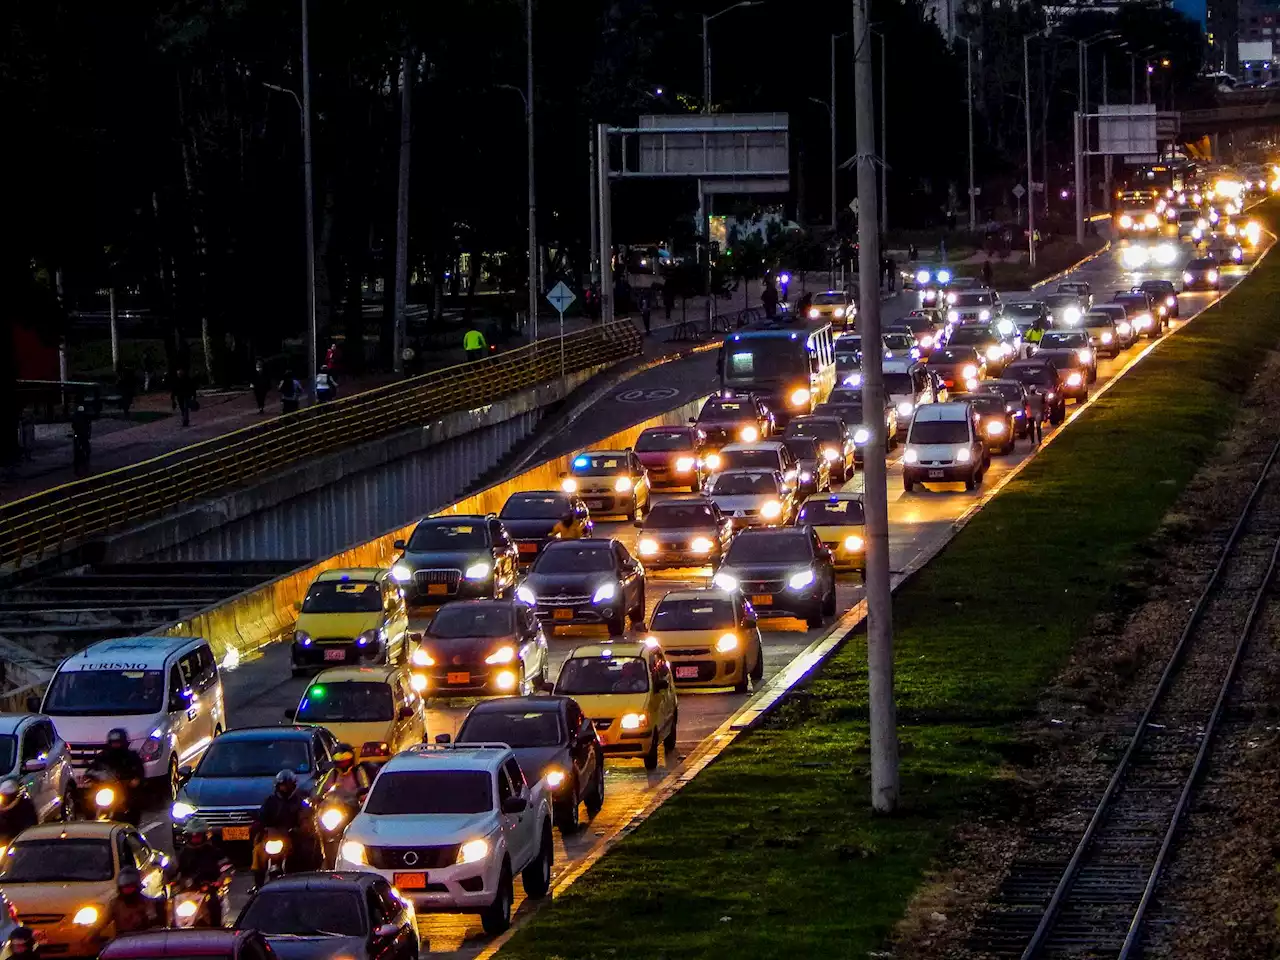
463, 327, 488, 362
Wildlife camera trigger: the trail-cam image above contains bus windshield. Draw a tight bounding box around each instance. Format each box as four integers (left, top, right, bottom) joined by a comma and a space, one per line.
723, 343, 808, 382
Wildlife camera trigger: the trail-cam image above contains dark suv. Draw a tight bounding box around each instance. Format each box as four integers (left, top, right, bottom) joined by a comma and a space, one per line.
391, 515, 520, 606
712, 527, 836, 629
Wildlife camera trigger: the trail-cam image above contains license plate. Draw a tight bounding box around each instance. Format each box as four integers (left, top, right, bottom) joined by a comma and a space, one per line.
585, 500, 605, 510
324, 648, 346, 661
928, 469, 944, 479
553, 608, 574, 620
427, 583, 448, 596
221, 826, 250, 841
675, 665, 700, 679
518, 543, 537, 554
447, 672, 470, 684
394, 872, 427, 890
751, 594, 773, 606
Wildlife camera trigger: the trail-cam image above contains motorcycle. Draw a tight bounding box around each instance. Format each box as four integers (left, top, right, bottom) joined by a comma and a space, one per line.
172, 867, 232, 928
318, 798, 359, 866
82, 769, 128, 822
262, 829, 291, 882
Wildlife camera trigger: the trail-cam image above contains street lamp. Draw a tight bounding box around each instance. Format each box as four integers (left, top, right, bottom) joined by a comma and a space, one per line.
1023, 32, 1038, 269
957, 35, 976, 232
1079, 32, 1116, 219
811, 32, 848, 231
702, 1, 760, 113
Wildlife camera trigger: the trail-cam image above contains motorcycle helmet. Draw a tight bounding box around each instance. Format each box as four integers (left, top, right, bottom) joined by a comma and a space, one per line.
7, 927, 37, 956
117, 867, 141, 897
106, 729, 128, 750
274, 769, 297, 797
186, 818, 210, 844
0, 779, 21, 812
332, 745, 355, 773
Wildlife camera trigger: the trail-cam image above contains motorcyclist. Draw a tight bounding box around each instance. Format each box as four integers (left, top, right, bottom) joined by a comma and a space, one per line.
6, 927, 39, 960
251, 770, 314, 889
176, 818, 230, 927
86, 729, 144, 824
109, 867, 163, 935
0, 779, 39, 843
330, 745, 371, 803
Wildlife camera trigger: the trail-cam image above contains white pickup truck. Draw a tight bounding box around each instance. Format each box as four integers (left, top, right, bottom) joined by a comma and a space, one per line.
334, 742, 554, 935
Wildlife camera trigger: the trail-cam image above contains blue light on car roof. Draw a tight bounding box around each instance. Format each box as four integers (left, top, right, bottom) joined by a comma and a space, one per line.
600, 649, 612, 658
829, 496, 839, 502
790, 333, 797, 339
574, 456, 589, 468
732, 334, 740, 341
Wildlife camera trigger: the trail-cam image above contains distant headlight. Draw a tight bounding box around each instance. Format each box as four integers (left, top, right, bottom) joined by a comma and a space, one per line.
1067, 371, 1083, 386
956, 448, 972, 463
615, 476, 633, 492
593, 582, 617, 603
843, 535, 864, 551
834, 307, 846, 317
485, 646, 516, 665
171, 801, 196, 821
464, 561, 491, 580
985, 346, 1003, 362
897, 401, 914, 416
1077, 348, 1092, 363
675, 456, 695, 473
1207, 269, 1218, 282
740, 425, 759, 443
561, 477, 578, 492
808, 307, 820, 319
713, 571, 739, 591
790, 387, 811, 407
715, 633, 740, 653
947, 309, 959, 322
788, 569, 815, 590
760, 500, 783, 520
986, 420, 1006, 435
638, 538, 659, 556
916, 269, 930, 284
978, 309, 991, 321
1183, 271, 1194, 283
1064, 307, 1081, 324
822, 447, 840, 461
390, 564, 412, 583
903, 449, 919, 464
962, 364, 978, 379
1100, 332, 1113, 343
516, 585, 536, 604
853, 428, 870, 444
799, 470, 813, 483
691, 536, 714, 553
1144, 213, 1159, 228
920, 335, 934, 348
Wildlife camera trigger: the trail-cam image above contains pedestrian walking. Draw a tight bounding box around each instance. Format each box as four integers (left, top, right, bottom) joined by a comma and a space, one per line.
662, 282, 675, 320
71, 402, 92, 476
140, 350, 154, 393
173, 368, 194, 427
639, 289, 652, 335
314, 366, 338, 403
463, 326, 488, 362
886, 256, 897, 293
279, 371, 302, 414
761, 280, 779, 319
324, 342, 341, 373
1026, 388, 1046, 446
252, 360, 271, 414
981, 259, 993, 289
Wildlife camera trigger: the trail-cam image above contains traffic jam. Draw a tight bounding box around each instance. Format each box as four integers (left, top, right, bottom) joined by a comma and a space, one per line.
0, 171, 1267, 959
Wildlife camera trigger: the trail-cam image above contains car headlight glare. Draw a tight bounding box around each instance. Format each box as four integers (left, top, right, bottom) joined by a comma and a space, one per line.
946, 292, 957, 304
760, 500, 783, 520
264, 839, 285, 856
997, 319, 1014, 336
620, 712, 646, 730
715, 633, 740, 653
938, 270, 952, 283
321, 807, 347, 832
916, 269, 930, 284
1064, 307, 1081, 324
544, 769, 566, 789
978, 309, 991, 321
341, 841, 367, 865
843, 534, 864, 552
713, 571, 739, 591
494, 670, 518, 691
1067, 371, 1083, 386
1208, 269, 1218, 282
947, 309, 959, 322
390, 564, 413, 583
1077, 349, 1091, 363
822, 447, 840, 462
790, 387, 811, 407
95, 787, 115, 808
1101, 332, 1113, 343
853, 428, 870, 444
897, 401, 914, 416
987, 420, 1006, 435
485, 646, 516, 665
691, 536, 714, 553
1183, 271, 1193, 283
704, 453, 722, 470
413, 647, 435, 666
72, 906, 99, 927
464, 561, 492, 580
985, 345, 1002, 362
740, 425, 759, 443
593, 582, 617, 603
904, 449, 919, 464
638, 538, 659, 556
1118, 322, 1131, 335
808, 307, 820, 319
561, 477, 578, 492
788, 569, 815, 590
615, 476, 633, 493
171, 801, 196, 821
675, 456, 695, 473
920, 335, 934, 348
962, 364, 978, 379
834, 306, 846, 317
175, 899, 199, 919
516, 585, 536, 604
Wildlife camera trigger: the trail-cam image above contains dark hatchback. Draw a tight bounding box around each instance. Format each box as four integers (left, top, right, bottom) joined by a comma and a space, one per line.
924, 346, 984, 391
454, 695, 604, 832
498, 491, 593, 566
634, 497, 735, 569
1004, 359, 1067, 423
236, 872, 418, 960
691, 394, 774, 451
712, 527, 835, 628
975, 379, 1032, 436
417, 600, 550, 696
1183, 257, 1221, 292
391, 515, 519, 606
517, 539, 646, 635
949, 393, 1016, 454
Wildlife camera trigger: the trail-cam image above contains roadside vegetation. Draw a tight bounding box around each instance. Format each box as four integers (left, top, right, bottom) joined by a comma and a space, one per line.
497, 204, 1280, 959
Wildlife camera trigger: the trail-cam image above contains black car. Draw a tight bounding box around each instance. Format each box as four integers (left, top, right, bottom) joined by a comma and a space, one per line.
1005, 358, 1068, 422
713, 527, 835, 628
781, 435, 830, 495
1003, 299, 1052, 337
391, 515, 520, 606
1183, 257, 1221, 292
950, 393, 1016, 454
692, 393, 775, 451
785, 415, 855, 482
1138, 279, 1180, 318
1036, 329, 1095, 386
517, 539, 646, 635
454, 695, 604, 832
236, 871, 419, 960
634, 497, 735, 569
946, 324, 1015, 375
498, 491, 594, 566
925, 346, 985, 392
1111, 290, 1161, 338
975, 378, 1032, 436
417, 599, 551, 696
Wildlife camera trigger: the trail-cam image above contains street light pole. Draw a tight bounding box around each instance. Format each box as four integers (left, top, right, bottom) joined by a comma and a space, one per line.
960, 35, 975, 232
831, 35, 839, 228
1024, 34, 1036, 269
525, 0, 538, 342
702, 2, 760, 113
300, 0, 317, 402
879, 32, 887, 234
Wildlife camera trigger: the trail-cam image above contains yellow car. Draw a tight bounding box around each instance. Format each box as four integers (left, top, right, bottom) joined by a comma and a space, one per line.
560, 449, 652, 520
647, 589, 763, 693
552, 642, 678, 770
796, 491, 866, 576
287, 666, 427, 764
291, 568, 413, 676
0, 821, 168, 954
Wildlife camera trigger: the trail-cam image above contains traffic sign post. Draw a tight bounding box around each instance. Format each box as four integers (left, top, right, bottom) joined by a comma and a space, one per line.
546, 281, 577, 385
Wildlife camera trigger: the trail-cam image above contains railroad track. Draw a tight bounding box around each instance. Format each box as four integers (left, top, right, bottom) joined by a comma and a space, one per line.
970, 437, 1280, 958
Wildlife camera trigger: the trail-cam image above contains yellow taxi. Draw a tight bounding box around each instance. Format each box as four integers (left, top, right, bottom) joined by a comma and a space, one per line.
290, 568, 413, 675
560, 450, 652, 520
552, 641, 678, 770
286, 666, 427, 764
0, 821, 168, 953
796, 491, 866, 576
647, 589, 763, 693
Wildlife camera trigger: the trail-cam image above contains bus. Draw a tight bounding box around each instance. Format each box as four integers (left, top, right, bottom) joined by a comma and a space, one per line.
716, 318, 836, 425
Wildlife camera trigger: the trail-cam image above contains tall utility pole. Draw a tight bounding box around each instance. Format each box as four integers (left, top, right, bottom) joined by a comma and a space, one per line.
702, 2, 759, 113
830, 33, 843, 228
524, 0, 538, 341
588, 126, 600, 297
391, 53, 412, 375
877, 32, 888, 234
852, 0, 898, 814
596, 124, 614, 326
1023, 34, 1036, 269
960, 35, 975, 231
300, 0, 317, 402
1102, 54, 1112, 213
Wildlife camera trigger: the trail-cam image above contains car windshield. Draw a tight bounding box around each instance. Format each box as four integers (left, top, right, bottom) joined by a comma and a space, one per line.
1, 840, 114, 882
719, 449, 781, 471
0, 736, 14, 775
828, 389, 861, 405
835, 349, 862, 370
953, 396, 1005, 416
884, 373, 915, 395
786, 420, 841, 441
1006, 303, 1042, 317
796, 499, 866, 525
533, 545, 615, 574
364, 771, 493, 814
1007, 365, 1055, 387
651, 598, 736, 631
910, 420, 970, 444
634, 430, 693, 453
43, 669, 165, 716
644, 502, 716, 528
1044, 294, 1079, 308
724, 533, 810, 564
408, 522, 487, 551
710, 472, 778, 495
1058, 283, 1086, 294
723, 344, 808, 381
1041, 332, 1086, 348
1141, 282, 1173, 294
947, 328, 995, 346
699, 398, 752, 420
428, 604, 515, 639
783, 437, 821, 460
818, 402, 862, 423
457, 710, 563, 748
930, 348, 976, 364
239, 890, 366, 937
883, 332, 915, 350
570, 454, 628, 476
977, 382, 1023, 401
301, 580, 382, 614
1083, 314, 1113, 328
813, 292, 845, 305
295, 682, 394, 723
953, 292, 994, 307
196, 738, 311, 777
556, 656, 649, 695
1189, 259, 1215, 269
901, 314, 936, 333
500, 494, 572, 520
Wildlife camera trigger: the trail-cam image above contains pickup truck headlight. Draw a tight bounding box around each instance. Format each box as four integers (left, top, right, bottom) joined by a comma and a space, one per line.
985, 345, 1002, 362
740, 425, 759, 443
544, 769, 567, 790
978, 309, 991, 321
844, 535, 864, 551
390, 564, 413, 583
341, 841, 367, 865
790, 387, 811, 407
962, 364, 978, 379
903, 449, 919, 464
947, 309, 959, 322
956, 448, 972, 463
852, 428, 870, 445
897, 401, 914, 416
413, 648, 435, 666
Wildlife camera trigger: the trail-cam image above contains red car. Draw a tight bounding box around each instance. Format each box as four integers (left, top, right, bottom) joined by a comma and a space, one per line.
100, 930, 276, 960
633, 425, 708, 492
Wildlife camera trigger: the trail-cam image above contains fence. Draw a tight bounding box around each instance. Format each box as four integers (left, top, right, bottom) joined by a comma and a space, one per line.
0, 321, 642, 571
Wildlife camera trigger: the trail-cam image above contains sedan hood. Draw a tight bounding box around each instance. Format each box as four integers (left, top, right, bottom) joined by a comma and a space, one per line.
709, 494, 771, 513
511, 746, 571, 784
47, 718, 157, 752
420, 635, 516, 662
500, 518, 559, 539
348, 812, 494, 846
720, 560, 801, 580
401, 549, 488, 570
638, 523, 716, 539
524, 572, 616, 597
266, 936, 369, 960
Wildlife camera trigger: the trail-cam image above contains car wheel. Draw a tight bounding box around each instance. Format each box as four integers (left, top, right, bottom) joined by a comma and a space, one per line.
167, 757, 181, 801
964, 473, 977, 491
663, 709, 678, 754
822, 578, 837, 616
805, 603, 824, 629
903, 476, 914, 493
60, 788, 76, 822
585, 757, 605, 816
734, 662, 749, 694
629, 586, 646, 625
749, 643, 765, 684
522, 824, 553, 898
607, 611, 625, 636
481, 863, 514, 935
555, 781, 581, 834
642, 733, 660, 770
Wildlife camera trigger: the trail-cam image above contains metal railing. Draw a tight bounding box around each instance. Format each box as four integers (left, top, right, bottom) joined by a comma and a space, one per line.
0, 321, 642, 570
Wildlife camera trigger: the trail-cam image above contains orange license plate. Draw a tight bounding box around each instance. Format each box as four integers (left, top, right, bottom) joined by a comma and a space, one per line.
553, 608, 574, 620
751, 594, 773, 606
447, 672, 470, 684
221, 826, 250, 841
394, 872, 427, 890
427, 583, 448, 596
518, 543, 537, 554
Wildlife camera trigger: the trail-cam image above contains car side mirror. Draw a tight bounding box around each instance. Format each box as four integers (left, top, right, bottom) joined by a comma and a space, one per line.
374, 923, 400, 940
25, 697, 40, 714
393, 539, 406, 550
398, 706, 414, 721
21, 759, 46, 774
501, 795, 528, 815
435, 733, 452, 744
177, 765, 194, 783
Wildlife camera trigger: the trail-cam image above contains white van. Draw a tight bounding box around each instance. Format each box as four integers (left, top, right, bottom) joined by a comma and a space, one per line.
34, 636, 225, 798
902, 402, 987, 492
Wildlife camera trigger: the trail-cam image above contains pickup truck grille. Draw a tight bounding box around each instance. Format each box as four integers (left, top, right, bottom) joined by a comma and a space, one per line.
367, 844, 460, 870
414, 569, 462, 589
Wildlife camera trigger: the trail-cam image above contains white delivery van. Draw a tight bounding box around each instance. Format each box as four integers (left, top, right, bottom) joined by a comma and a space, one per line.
34, 636, 225, 798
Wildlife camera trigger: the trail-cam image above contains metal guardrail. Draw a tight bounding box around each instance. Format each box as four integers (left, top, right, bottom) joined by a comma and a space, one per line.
0, 320, 642, 571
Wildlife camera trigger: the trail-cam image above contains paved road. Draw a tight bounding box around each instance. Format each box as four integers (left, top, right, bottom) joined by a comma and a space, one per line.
135, 232, 1262, 955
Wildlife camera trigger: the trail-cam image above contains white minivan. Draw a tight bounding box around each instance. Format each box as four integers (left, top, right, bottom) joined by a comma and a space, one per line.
34, 635, 225, 798
902, 402, 988, 493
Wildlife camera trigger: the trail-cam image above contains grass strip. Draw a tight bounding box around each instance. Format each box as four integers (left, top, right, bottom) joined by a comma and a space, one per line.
498, 208, 1280, 960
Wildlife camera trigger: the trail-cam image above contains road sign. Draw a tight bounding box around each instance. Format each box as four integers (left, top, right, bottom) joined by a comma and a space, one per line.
546, 281, 576, 314
1031, 181, 1044, 194
849, 198, 859, 214
968, 186, 982, 197
1012, 184, 1026, 199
